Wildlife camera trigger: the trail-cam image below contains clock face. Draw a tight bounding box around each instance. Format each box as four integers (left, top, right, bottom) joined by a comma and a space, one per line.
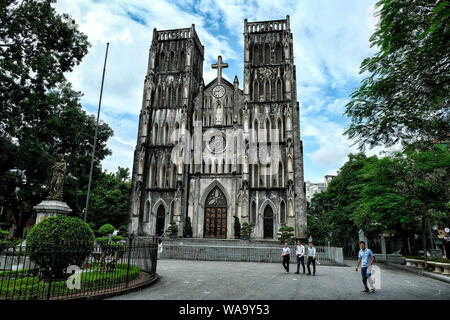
212, 85, 225, 98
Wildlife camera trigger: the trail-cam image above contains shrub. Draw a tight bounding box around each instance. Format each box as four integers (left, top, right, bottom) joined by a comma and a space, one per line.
167, 221, 178, 234
0, 230, 9, 240
241, 222, 252, 239
184, 216, 193, 237
98, 224, 115, 236
278, 226, 295, 244
234, 216, 241, 238
26, 215, 95, 277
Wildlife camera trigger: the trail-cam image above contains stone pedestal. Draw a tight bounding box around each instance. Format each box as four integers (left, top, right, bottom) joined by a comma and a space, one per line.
33, 199, 72, 223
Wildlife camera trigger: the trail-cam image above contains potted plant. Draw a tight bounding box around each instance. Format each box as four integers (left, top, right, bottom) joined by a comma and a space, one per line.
277, 226, 295, 244
184, 216, 193, 238
167, 221, 178, 238
234, 216, 241, 239
241, 222, 252, 240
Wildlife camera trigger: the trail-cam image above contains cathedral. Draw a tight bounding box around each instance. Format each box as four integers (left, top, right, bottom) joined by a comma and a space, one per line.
128, 16, 307, 240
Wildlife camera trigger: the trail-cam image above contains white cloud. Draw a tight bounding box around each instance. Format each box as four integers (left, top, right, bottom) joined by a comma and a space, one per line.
53, 0, 384, 181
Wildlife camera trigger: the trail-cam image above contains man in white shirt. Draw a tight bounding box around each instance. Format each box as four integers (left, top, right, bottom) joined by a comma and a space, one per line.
281, 241, 291, 273
307, 242, 316, 276
295, 240, 305, 274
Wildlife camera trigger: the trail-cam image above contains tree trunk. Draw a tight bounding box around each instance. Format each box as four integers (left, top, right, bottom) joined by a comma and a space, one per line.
421, 215, 428, 268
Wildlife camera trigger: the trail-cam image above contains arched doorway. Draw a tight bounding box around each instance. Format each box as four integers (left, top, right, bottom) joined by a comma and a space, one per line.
263, 205, 274, 239
155, 205, 165, 236
204, 186, 227, 238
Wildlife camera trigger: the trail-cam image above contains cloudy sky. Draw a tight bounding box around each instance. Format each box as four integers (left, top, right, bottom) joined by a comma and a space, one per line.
54, 0, 382, 182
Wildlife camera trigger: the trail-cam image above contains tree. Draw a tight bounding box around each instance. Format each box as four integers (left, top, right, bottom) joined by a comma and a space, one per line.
307, 154, 378, 250
86, 167, 131, 231
345, 0, 450, 149
0, 1, 114, 237
353, 146, 449, 263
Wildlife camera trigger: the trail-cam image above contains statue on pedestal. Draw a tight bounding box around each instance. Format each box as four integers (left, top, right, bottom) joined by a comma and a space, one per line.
48, 154, 67, 200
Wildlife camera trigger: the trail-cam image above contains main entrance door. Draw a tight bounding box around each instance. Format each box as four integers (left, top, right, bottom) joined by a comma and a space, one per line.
155, 205, 165, 236
263, 205, 274, 239
204, 187, 227, 238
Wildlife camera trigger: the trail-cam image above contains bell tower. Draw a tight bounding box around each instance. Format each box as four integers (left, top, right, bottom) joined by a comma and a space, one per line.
129, 25, 204, 236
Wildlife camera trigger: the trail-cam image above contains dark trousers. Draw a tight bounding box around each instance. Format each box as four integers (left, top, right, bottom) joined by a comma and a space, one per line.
307, 256, 316, 274
296, 255, 305, 273
361, 267, 370, 291
282, 255, 290, 272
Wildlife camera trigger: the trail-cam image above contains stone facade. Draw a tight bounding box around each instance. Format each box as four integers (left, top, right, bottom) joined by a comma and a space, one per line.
128, 16, 307, 240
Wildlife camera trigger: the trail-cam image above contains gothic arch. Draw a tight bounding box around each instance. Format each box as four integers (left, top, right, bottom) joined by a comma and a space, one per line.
200, 180, 231, 209
279, 200, 286, 225
152, 198, 168, 216
259, 198, 276, 217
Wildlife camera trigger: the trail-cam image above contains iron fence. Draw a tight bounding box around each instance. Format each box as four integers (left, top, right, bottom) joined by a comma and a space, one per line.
161, 243, 344, 265
0, 236, 157, 300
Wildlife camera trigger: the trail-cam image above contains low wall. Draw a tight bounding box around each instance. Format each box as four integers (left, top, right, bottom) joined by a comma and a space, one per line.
160, 243, 344, 266
374, 254, 404, 264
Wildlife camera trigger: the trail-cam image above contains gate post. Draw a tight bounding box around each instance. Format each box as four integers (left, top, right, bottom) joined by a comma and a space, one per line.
125, 233, 134, 288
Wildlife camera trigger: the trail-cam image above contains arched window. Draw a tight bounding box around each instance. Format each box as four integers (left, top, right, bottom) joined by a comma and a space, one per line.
253, 164, 259, 187
163, 123, 169, 144
251, 201, 257, 224
179, 50, 185, 71
171, 164, 177, 188
159, 52, 165, 72
276, 78, 282, 101
254, 120, 259, 143
280, 201, 286, 224
275, 43, 282, 64
238, 109, 243, 125
169, 51, 175, 71
253, 45, 260, 65
156, 86, 162, 106
253, 80, 259, 101
166, 85, 172, 106
278, 118, 283, 142
149, 164, 156, 187
265, 118, 271, 142
144, 200, 150, 222
160, 164, 166, 188
153, 123, 158, 144
176, 84, 182, 106
278, 162, 283, 186
264, 79, 270, 101
264, 43, 270, 64
265, 164, 271, 187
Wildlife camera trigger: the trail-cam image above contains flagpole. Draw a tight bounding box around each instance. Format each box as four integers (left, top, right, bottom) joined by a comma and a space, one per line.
84, 42, 109, 222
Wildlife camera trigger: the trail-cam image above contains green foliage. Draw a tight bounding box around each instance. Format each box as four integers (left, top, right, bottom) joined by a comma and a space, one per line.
85, 167, 131, 231
0, 230, 9, 240
277, 226, 295, 244
241, 222, 252, 238
25, 215, 95, 275
98, 224, 115, 236
167, 221, 178, 234
184, 216, 193, 237
0, 1, 115, 237
307, 153, 375, 246
111, 235, 123, 242
234, 216, 241, 238
345, 0, 450, 149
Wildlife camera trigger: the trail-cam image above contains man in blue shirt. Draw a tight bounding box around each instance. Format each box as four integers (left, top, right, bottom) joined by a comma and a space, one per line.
356, 241, 375, 293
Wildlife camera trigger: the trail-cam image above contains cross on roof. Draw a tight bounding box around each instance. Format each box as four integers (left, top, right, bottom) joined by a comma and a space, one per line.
211, 55, 228, 85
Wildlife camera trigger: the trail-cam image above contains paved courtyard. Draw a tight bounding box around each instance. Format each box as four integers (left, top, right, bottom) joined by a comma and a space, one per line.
110, 259, 450, 300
